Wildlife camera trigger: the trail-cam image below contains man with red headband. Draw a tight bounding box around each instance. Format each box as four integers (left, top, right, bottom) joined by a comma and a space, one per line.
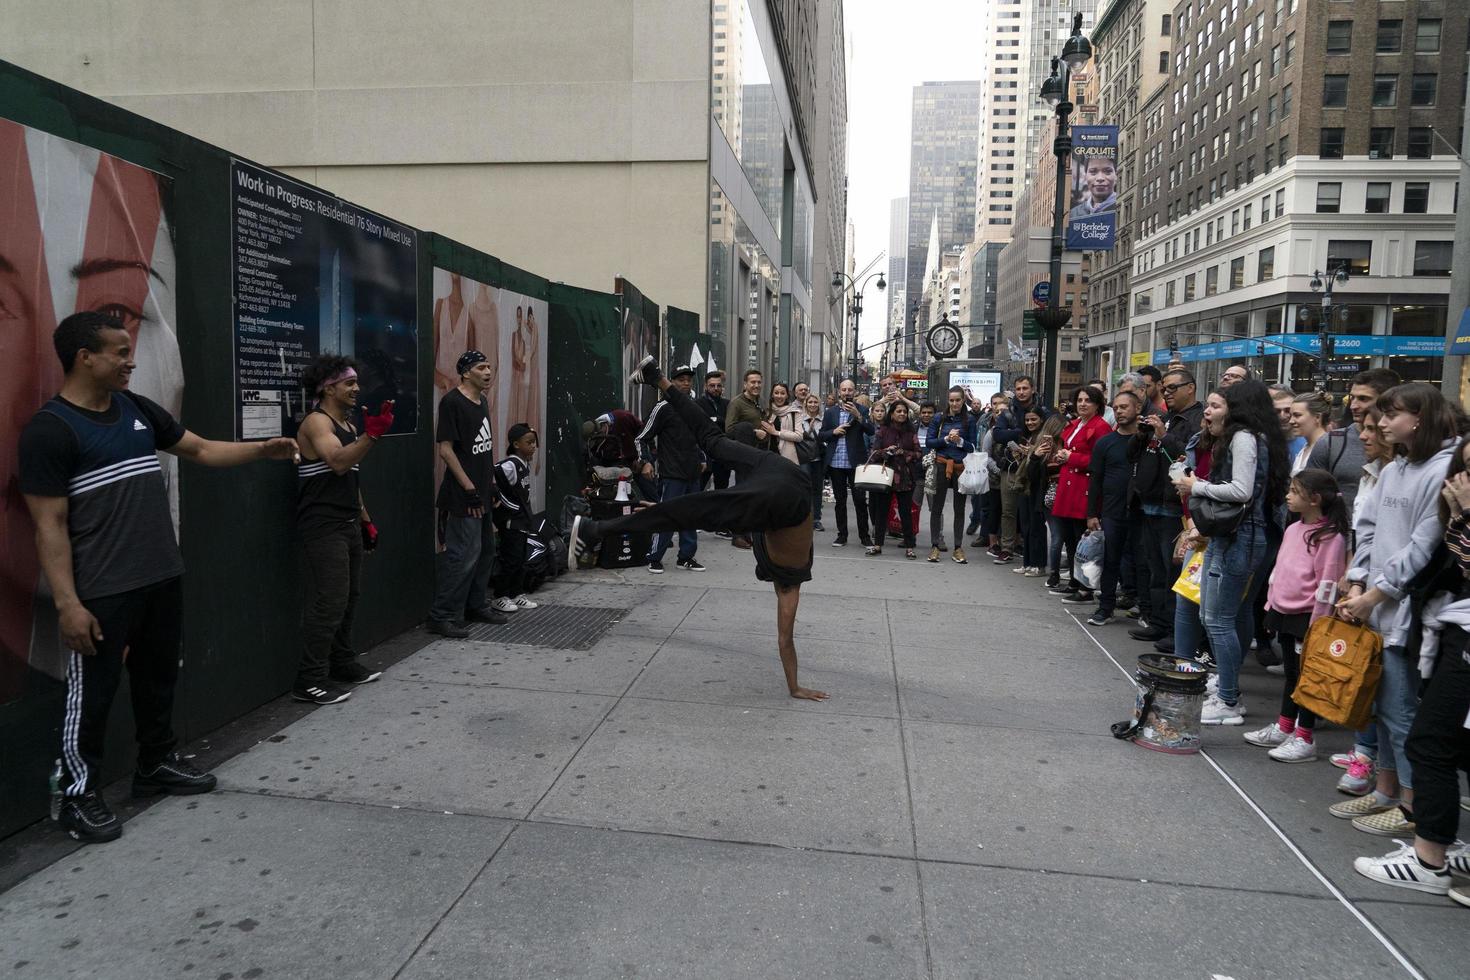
292, 353, 395, 706
19, 312, 298, 843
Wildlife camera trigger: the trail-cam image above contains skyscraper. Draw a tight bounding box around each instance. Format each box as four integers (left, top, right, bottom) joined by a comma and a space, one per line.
906, 80, 981, 365
887, 196, 908, 335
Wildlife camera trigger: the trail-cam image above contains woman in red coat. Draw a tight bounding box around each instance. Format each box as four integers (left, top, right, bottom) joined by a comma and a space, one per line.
1049, 385, 1112, 601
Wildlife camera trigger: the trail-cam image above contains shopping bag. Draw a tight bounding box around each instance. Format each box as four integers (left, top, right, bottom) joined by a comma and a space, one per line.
1076, 559, 1103, 592
1075, 529, 1105, 564
957, 452, 990, 495
1292, 617, 1383, 730
1171, 547, 1206, 605
888, 496, 920, 535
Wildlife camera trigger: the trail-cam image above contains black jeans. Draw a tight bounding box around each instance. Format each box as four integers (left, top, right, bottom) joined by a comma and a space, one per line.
805, 460, 826, 523
930, 462, 968, 547
1140, 512, 1183, 634
868, 489, 915, 548
494, 526, 528, 599
1278, 631, 1318, 729
1059, 517, 1088, 591
1405, 631, 1470, 845
299, 519, 364, 686
596, 383, 810, 540
828, 467, 871, 542
1098, 515, 1136, 614
1019, 501, 1048, 568
60, 577, 183, 795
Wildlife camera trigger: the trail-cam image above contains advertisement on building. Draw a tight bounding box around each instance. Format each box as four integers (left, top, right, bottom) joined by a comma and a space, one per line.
1065, 125, 1119, 251
1, 118, 179, 700
231, 160, 418, 440
431, 269, 549, 511
945, 369, 1004, 404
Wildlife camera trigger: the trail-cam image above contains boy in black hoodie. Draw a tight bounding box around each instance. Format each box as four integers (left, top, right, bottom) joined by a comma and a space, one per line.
491, 423, 540, 612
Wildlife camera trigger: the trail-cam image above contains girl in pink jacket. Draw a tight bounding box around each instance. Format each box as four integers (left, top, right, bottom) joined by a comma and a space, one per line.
1245, 468, 1350, 763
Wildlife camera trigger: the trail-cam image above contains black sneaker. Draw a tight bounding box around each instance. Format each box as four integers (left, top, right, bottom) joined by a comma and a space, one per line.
628, 355, 662, 386
715, 530, 734, 539
330, 661, 384, 685
1046, 582, 1073, 595
831, 536, 848, 547
466, 605, 510, 625
291, 683, 353, 705
427, 619, 471, 638
1153, 636, 1176, 654
570, 514, 601, 564
1060, 590, 1095, 605
1254, 639, 1282, 667
676, 558, 706, 571
1086, 610, 1114, 626
133, 751, 218, 797
648, 561, 665, 573
57, 792, 122, 843
1129, 623, 1168, 642
1115, 594, 1138, 611
991, 550, 1013, 564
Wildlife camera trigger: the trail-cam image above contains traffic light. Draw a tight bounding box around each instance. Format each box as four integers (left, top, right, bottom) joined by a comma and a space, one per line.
1321, 334, 1335, 359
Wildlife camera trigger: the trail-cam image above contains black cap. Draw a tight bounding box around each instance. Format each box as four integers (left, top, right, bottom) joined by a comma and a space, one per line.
670, 364, 696, 379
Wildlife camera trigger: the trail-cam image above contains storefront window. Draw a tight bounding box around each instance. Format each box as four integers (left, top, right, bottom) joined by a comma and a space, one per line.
1391, 305, 1446, 336
710, 0, 786, 231
708, 177, 780, 373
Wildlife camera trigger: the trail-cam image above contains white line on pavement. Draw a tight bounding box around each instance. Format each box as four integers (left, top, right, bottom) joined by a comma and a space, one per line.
1066, 612, 1428, 980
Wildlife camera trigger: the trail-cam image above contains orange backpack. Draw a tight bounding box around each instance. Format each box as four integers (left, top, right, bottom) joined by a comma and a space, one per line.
1292, 617, 1383, 730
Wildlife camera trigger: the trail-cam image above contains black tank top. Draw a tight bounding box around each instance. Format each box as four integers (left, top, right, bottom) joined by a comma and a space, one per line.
297, 409, 360, 538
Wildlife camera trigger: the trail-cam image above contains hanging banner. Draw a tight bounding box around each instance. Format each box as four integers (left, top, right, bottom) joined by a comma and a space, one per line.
1065, 125, 1120, 251
230, 160, 418, 439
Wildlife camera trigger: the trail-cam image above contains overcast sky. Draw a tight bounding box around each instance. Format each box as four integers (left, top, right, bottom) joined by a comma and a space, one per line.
844, 0, 986, 352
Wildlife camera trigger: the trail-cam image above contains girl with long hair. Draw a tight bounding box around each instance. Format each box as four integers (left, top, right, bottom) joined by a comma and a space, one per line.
1172, 380, 1289, 725
1010, 409, 1049, 576
1036, 412, 1069, 588
763, 383, 805, 465
866, 402, 921, 558
1049, 385, 1112, 602
800, 393, 826, 531
1245, 468, 1350, 762
1332, 383, 1461, 835
927, 387, 977, 564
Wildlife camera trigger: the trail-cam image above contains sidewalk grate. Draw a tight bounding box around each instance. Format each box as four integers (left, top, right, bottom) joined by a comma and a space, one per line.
463, 604, 629, 650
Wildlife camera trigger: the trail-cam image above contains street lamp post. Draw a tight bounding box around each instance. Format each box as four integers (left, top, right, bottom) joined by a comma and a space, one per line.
1035, 13, 1093, 408
832, 271, 887, 382
1307, 263, 1350, 390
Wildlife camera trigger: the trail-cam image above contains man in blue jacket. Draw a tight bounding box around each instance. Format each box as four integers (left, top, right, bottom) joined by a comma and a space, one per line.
817, 378, 874, 547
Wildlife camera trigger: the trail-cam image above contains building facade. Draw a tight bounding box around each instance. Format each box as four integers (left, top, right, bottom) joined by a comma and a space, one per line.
1, 0, 849, 390
905, 80, 982, 365
887, 195, 910, 337
1129, 0, 1467, 388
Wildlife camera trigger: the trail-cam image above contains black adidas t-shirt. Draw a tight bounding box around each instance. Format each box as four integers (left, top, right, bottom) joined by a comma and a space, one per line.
435, 388, 495, 517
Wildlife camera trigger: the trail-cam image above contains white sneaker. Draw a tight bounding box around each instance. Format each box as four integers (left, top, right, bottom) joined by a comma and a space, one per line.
1447, 841, 1470, 878
1200, 693, 1246, 726
511, 595, 539, 609
490, 597, 520, 614
1265, 663, 1285, 676
1268, 734, 1318, 763
1354, 842, 1453, 895
1205, 674, 1219, 696
1243, 723, 1289, 747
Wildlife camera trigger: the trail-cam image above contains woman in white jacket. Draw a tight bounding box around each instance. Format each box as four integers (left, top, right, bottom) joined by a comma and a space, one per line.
763, 383, 806, 465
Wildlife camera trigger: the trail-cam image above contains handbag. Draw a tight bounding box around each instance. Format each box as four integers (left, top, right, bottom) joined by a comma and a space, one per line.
957, 452, 989, 495
1292, 617, 1383, 729
853, 463, 896, 492
795, 433, 823, 466
1188, 495, 1247, 537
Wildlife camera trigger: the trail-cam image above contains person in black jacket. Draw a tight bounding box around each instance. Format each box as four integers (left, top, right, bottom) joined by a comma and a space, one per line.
818, 379, 875, 547
1128, 367, 1205, 644
1084, 391, 1145, 625
695, 370, 731, 493
491, 424, 541, 611
636, 364, 705, 572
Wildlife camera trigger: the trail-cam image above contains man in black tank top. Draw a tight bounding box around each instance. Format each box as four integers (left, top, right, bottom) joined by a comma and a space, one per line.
293, 355, 395, 706
19, 313, 297, 843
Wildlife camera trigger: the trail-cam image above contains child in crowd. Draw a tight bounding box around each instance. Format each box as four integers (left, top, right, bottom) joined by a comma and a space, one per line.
1243, 468, 1349, 762
491, 423, 541, 611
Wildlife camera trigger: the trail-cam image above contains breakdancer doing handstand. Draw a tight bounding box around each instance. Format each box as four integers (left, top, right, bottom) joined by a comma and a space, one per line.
572, 357, 827, 701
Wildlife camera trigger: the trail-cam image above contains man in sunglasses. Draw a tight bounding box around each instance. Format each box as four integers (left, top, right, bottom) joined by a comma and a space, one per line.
1128, 368, 1204, 648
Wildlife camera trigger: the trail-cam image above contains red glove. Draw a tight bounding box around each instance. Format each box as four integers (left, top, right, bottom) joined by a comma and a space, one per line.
361, 520, 379, 552
363, 400, 395, 440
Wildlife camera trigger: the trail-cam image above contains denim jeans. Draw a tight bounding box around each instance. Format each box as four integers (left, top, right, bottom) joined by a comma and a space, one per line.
1198, 521, 1268, 704
648, 476, 701, 562
1046, 513, 1065, 581
1375, 644, 1420, 790
431, 514, 495, 623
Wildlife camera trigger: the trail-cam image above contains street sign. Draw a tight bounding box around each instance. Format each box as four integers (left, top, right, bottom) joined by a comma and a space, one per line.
1021, 310, 1041, 341
1032, 281, 1051, 307
1326, 360, 1363, 376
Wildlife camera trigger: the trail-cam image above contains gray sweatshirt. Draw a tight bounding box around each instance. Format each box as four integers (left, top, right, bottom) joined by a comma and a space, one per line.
1306, 425, 1367, 514
1348, 440, 1457, 646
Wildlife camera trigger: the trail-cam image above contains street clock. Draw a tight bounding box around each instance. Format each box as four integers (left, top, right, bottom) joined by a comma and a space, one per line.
926, 318, 963, 360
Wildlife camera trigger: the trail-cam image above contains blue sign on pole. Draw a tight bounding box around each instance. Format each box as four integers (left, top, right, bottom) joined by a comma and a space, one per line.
1032, 281, 1050, 306
1448, 310, 1470, 355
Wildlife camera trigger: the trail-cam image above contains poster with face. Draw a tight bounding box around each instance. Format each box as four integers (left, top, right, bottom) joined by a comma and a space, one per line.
1064, 125, 1120, 251
0, 117, 179, 699
430, 269, 548, 515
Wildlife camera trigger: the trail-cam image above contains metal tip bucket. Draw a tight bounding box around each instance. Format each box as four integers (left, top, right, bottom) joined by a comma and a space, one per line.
1111, 655, 1209, 754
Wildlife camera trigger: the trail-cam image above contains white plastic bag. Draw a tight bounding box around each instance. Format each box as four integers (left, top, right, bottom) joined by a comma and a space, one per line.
957, 452, 989, 495
1076, 558, 1103, 592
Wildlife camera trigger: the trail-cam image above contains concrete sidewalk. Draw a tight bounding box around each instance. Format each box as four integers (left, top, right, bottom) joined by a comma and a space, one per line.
1, 522, 1465, 978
